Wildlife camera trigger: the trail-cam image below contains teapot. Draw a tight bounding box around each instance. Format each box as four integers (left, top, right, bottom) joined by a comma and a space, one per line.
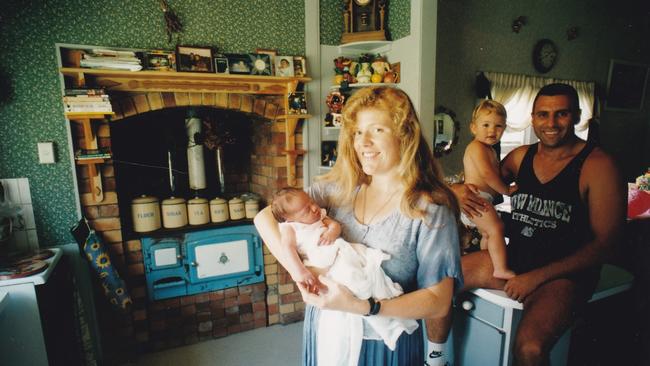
383, 70, 398, 84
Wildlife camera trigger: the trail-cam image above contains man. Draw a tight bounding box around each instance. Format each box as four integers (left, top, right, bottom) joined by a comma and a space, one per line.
426, 83, 625, 366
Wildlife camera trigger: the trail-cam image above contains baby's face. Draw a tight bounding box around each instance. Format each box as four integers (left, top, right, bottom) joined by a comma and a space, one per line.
285, 192, 321, 224
470, 110, 506, 146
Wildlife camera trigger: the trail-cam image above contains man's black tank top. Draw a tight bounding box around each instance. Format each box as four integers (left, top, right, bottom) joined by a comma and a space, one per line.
505, 142, 595, 273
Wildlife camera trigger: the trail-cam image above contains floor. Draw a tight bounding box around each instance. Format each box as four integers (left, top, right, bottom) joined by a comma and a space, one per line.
124, 322, 303, 366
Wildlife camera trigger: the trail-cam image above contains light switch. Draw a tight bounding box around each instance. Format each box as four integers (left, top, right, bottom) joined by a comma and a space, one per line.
37, 142, 55, 164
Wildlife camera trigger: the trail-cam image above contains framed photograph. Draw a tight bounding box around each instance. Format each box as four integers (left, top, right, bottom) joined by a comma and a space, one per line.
606, 59, 649, 111
256, 48, 277, 75
143, 50, 176, 71
225, 53, 252, 75
214, 55, 229, 74
288, 91, 307, 114
321, 141, 338, 167
275, 56, 294, 77
248, 53, 272, 75
176, 46, 213, 73
293, 56, 307, 77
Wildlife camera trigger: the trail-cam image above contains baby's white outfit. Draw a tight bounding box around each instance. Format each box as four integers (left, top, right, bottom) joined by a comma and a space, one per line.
460, 190, 495, 227
279, 209, 418, 366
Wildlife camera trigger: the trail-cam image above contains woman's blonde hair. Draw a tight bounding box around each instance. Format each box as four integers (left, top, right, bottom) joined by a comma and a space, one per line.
318, 86, 459, 219
471, 99, 507, 125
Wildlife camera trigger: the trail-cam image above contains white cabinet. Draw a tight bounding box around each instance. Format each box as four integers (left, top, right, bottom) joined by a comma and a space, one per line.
451, 264, 634, 366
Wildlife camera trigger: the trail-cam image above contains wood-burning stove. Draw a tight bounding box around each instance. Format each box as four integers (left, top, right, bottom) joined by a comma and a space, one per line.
141, 224, 264, 300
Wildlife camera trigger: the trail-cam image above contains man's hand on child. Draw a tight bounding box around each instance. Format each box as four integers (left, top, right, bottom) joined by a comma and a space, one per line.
507, 183, 519, 196
454, 183, 490, 218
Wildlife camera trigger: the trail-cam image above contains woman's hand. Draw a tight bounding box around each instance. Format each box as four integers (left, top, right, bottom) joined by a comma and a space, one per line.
296, 275, 367, 314
452, 183, 489, 218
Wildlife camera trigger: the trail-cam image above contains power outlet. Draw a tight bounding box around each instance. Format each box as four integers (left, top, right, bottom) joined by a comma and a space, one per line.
37, 142, 55, 164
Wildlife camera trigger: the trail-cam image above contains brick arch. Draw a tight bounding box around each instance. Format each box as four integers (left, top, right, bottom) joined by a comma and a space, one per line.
110, 91, 283, 121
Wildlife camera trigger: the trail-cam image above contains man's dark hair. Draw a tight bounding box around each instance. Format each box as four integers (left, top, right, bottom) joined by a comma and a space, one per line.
533, 83, 581, 124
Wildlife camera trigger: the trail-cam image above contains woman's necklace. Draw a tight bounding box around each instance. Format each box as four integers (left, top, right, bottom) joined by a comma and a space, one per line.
362, 185, 399, 225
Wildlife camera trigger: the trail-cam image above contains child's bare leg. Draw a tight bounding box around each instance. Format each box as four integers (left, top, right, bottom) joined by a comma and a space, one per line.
479, 230, 489, 250
470, 206, 515, 280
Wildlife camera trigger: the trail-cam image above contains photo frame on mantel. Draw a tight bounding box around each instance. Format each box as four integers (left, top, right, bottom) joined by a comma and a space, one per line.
605, 59, 649, 111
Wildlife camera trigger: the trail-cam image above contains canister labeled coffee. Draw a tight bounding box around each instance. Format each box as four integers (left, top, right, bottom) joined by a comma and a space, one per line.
228, 197, 245, 220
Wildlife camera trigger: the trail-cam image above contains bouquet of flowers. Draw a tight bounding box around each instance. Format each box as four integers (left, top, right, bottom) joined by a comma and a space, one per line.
628, 169, 650, 219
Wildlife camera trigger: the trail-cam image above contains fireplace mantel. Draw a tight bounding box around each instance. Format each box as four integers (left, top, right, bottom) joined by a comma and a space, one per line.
60, 67, 311, 201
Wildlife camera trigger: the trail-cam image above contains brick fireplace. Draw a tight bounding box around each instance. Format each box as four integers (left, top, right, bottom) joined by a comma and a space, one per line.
74, 89, 307, 354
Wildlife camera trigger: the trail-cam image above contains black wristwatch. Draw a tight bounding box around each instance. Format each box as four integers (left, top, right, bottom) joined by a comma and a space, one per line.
364, 297, 381, 316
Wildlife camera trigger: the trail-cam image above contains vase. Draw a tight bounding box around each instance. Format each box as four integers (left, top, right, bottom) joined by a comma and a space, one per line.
357, 62, 372, 84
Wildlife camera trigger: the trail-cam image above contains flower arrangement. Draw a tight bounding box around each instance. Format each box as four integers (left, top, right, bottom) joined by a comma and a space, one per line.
628, 169, 650, 219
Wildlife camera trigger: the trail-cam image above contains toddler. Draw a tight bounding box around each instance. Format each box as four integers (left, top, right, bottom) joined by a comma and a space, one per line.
462, 100, 517, 280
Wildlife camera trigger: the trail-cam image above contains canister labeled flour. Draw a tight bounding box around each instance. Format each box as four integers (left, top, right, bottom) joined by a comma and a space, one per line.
131, 195, 161, 232
209, 197, 229, 223
228, 197, 245, 220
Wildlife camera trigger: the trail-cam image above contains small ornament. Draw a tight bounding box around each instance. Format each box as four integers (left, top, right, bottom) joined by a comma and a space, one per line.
567, 26, 579, 40
326, 90, 345, 114
159, 0, 182, 43
511, 16, 527, 33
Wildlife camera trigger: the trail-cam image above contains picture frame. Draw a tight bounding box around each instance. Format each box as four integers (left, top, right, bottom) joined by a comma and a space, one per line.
288, 91, 307, 114
143, 50, 176, 71
256, 48, 277, 75
275, 56, 294, 77
293, 56, 307, 77
248, 53, 272, 76
321, 141, 338, 167
605, 59, 649, 111
225, 53, 252, 75
176, 45, 214, 73
214, 55, 229, 74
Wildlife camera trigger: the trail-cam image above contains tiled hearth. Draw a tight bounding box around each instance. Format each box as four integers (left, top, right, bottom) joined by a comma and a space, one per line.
75, 90, 306, 353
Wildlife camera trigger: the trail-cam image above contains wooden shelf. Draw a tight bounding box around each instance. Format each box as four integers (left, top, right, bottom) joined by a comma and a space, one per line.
64, 111, 115, 119
75, 158, 108, 165
276, 114, 312, 120
59, 67, 311, 95
338, 40, 392, 55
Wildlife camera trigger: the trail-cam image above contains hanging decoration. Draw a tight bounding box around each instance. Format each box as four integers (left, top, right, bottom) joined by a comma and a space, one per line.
567, 26, 579, 40
511, 16, 527, 33
159, 0, 183, 43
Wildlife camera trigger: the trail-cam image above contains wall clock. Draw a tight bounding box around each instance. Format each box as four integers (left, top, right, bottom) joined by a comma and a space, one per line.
532, 39, 558, 74
341, 0, 387, 44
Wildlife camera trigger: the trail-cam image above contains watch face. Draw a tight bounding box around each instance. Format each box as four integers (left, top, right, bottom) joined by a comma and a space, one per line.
533, 39, 558, 73
354, 0, 372, 6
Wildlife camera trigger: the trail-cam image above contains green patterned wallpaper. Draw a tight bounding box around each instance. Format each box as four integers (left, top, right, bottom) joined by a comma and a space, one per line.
319, 0, 411, 45
0, 0, 305, 245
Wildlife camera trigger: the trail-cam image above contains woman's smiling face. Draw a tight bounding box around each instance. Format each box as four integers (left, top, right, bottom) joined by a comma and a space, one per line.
353, 108, 401, 177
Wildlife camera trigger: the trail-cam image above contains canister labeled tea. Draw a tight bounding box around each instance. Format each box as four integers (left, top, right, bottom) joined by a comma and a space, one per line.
161, 197, 188, 228
228, 197, 245, 220
244, 199, 259, 219
187, 197, 209, 225
209, 197, 229, 223
131, 195, 161, 232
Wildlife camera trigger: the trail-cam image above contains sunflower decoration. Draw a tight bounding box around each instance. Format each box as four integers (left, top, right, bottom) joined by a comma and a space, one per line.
90, 242, 101, 251
95, 252, 111, 269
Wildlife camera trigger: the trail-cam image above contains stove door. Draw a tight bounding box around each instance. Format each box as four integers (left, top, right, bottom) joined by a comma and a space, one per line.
185, 230, 263, 293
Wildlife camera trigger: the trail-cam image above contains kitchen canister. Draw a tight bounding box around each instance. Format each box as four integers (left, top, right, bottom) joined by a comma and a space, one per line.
244, 198, 260, 219
228, 197, 245, 220
187, 197, 209, 225
131, 195, 161, 233
209, 197, 229, 223
161, 197, 188, 229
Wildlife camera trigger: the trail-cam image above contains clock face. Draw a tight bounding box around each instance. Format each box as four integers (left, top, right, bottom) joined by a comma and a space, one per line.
533, 39, 558, 73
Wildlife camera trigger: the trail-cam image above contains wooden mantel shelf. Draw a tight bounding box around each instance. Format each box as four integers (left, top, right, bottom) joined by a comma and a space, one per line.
59, 67, 311, 95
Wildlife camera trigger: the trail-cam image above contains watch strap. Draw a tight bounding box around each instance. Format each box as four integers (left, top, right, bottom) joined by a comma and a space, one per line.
364, 297, 381, 316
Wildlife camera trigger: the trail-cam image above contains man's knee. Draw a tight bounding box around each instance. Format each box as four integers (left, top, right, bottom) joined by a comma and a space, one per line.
514, 338, 546, 365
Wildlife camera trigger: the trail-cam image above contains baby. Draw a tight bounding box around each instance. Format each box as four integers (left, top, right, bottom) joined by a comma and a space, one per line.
462, 100, 517, 280
271, 187, 418, 363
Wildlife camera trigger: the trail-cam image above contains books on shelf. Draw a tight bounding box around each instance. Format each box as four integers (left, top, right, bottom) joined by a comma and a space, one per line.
75, 148, 112, 160
80, 49, 143, 71
63, 88, 113, 113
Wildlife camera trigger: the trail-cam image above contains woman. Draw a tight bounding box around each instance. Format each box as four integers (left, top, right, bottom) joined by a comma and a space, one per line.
254, 86, 463, 365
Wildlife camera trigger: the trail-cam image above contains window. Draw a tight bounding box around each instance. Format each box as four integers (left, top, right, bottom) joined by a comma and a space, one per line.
483, 72, 595, 160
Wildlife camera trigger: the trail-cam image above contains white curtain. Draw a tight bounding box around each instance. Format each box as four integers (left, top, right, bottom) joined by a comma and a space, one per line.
484, 72, 595, 134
